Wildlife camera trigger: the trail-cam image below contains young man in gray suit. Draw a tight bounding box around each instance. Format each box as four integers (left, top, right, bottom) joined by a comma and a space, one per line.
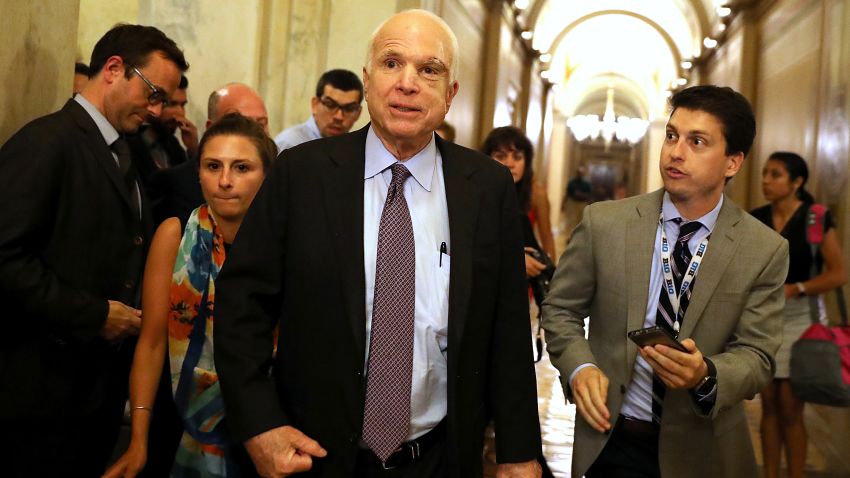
543, 85, 789, 478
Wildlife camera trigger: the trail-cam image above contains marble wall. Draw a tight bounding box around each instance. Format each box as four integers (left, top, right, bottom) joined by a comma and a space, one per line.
0, 0, 81, 144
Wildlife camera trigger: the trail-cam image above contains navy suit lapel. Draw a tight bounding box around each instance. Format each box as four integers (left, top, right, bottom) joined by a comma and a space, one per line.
64, 100, 136, 213
439, 137, 479, 357
322, 126, 368, 360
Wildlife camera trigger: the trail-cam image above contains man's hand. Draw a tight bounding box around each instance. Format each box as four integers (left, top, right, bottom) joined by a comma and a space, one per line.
177, 117, 199, 156
524, 247, 546, 278
496, 459, 542, 478
244, 425, 327, 478
100, 300, 142, 341
571, 366, 611, 432
640, 338, 708, 390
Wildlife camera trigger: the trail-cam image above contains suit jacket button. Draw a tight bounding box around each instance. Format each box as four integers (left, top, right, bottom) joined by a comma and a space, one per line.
124, 279, 135, 289
620, 384, 627, 394
133, 235, 144, 246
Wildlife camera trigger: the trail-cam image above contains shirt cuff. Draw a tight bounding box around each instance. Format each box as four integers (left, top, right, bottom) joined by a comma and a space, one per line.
569, 363, 598, 388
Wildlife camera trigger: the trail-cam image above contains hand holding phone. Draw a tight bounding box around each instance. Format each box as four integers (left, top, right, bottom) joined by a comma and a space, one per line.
628, 325, 688, 352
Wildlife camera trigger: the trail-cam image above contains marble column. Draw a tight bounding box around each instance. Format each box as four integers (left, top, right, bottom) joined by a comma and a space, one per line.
0, 0, 80, 144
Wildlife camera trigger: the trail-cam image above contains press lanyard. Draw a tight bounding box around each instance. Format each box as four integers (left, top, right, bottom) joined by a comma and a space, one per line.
659, 213, 710, 336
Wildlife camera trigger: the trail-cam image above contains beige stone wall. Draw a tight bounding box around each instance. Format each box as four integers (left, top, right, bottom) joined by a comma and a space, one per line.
77, 0, 137, 62
0, 0, 80, 143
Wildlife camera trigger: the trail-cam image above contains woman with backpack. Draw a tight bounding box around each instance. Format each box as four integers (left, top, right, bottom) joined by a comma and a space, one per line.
750, 151, 847, 478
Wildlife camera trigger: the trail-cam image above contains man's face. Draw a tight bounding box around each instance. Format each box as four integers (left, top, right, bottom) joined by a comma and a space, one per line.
659, 107, 743, 205
212, 86, 269, 134
311, 85, 362, 137
104, 52, 181, 134
155, 87, 188, 133
363, 13, 458, 151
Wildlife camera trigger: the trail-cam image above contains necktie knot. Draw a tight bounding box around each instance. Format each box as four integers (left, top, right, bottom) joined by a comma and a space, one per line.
390, 163, 412, 186
676, 219, 703, 244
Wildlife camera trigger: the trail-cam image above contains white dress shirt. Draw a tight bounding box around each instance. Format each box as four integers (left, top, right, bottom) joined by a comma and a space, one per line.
274, 116, 321, 152
363, 127, 450, 440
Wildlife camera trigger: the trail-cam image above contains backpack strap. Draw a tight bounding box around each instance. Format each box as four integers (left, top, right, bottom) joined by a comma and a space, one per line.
805, 204, 849, 326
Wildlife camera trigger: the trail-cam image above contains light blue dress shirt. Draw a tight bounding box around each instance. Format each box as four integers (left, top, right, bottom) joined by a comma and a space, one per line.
363, 126, 450, 440
73, 94, 141, 219
273, 116, 321, 152
619, 192, 723, 421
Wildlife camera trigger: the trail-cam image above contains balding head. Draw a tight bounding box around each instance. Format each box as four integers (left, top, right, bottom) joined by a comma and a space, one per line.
366, 9, 459, 84
206, 83, 269, 133
362, 9, 460, 159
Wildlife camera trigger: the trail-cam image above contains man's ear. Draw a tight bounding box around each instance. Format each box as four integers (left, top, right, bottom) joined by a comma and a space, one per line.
101, 55, 125, 84
725, 151, 745, 179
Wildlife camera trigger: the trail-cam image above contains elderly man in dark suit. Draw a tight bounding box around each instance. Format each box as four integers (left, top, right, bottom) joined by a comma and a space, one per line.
0, 24, 187, 476
214, 9, 542, 478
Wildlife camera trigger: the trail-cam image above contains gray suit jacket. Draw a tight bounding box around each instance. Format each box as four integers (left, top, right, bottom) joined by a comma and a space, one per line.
542, 189, 789, 478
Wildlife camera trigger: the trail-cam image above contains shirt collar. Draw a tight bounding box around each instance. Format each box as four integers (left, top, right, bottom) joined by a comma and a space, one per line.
661, 191, 723, 232
74, 94, 120, 146
364, 126, 437, 192
306, 115, 321, 139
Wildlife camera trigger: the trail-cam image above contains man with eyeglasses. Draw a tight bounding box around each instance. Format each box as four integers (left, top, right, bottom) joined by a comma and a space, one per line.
274, 68, 364, 151
0, 24, 187, 476
127, 75, 196, 189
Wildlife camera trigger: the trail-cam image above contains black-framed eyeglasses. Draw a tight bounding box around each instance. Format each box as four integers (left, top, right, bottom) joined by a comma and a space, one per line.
320, 96, 361, 116
131, 66, 167, 106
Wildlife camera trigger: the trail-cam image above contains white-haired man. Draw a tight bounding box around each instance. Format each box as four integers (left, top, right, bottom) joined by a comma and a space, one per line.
214, 9, 542, 478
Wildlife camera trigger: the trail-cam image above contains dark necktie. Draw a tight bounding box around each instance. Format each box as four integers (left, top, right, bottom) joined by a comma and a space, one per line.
652, 219, 703, 424
362, 163, 416, 462
110, 136, 141, 216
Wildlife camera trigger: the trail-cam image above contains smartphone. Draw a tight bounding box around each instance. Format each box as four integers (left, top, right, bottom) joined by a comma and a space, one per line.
628, 325, 688, 352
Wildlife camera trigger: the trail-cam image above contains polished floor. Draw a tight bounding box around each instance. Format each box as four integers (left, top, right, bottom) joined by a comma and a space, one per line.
482, 310, 850, 477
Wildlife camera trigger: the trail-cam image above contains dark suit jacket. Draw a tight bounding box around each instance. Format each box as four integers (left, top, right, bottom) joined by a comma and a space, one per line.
214, 125, 542, 476
127, 124, 188, 185
0, 99, 151, 419
146, 158, 203, 226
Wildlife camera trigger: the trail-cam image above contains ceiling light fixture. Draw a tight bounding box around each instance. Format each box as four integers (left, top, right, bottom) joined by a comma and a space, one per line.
566, 87, 648, 145
539, 53, 552, 63
703, 37, 718, 49
521, 30, 533, 40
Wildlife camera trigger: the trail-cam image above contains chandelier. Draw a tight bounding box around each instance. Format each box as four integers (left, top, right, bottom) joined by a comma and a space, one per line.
566, 87, 649, 146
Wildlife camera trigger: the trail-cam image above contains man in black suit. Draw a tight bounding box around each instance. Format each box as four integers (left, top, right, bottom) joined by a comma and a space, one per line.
146, 82, 269, 226
215, 9, 541, 478
0, 24, 187, 476
128, 74, 197, 187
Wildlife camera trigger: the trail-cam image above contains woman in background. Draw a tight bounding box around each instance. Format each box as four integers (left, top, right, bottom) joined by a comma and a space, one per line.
751, 151, 846, 478
104, 113, 277, 478
482, 126, 555, 280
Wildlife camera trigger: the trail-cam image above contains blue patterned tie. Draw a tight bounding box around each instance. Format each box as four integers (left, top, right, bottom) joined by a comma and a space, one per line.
362, 164, 416, 462
652, 219, 703, 424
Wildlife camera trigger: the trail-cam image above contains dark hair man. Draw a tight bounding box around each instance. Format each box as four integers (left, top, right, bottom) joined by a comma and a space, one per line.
127, 74, 197, 188
214, 9, 542, 478
0, 24, 187, 476
273, 68, 363, 151
542, 85, 788, 478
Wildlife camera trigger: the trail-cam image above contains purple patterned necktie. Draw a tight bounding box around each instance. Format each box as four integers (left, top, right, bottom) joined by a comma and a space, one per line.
652, 219, 703, 424
362, 163, 416, 462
